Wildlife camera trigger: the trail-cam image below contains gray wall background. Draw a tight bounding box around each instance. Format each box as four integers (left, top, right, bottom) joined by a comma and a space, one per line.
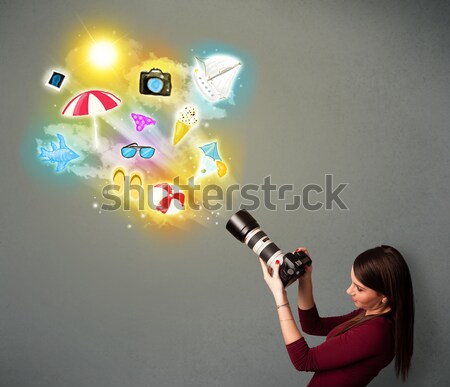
1, 0, 449, 386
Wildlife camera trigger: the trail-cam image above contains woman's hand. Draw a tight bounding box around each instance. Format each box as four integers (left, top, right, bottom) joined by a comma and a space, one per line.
295, 247, 313, 282
295, 247, 315, 309
259, 258, 286, 302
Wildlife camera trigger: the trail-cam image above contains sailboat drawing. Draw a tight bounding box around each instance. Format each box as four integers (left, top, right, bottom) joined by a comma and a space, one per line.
193, 55, 242, 103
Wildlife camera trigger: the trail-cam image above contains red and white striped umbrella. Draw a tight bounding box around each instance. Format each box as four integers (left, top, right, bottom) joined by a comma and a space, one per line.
62, 90, 121, 148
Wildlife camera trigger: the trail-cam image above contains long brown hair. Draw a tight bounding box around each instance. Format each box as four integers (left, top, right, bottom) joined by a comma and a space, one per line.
333, 246, 414, 380
330, 312, 387, 337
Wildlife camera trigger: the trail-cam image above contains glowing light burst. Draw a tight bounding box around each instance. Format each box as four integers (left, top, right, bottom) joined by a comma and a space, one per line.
90, 41, 117, 68
35, 27, 249, 231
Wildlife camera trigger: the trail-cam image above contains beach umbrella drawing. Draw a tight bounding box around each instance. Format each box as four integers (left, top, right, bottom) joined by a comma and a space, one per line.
62, 90, 121, 148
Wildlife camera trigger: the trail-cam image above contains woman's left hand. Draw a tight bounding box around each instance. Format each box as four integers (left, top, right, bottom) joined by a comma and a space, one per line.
259, 258, 286, 302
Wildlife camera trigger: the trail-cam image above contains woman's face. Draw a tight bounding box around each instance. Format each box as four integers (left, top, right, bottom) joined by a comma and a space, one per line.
346, 267, 387, 315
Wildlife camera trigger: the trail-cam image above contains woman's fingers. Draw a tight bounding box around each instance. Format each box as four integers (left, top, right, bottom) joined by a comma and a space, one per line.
272, 260, 281, 279
259, 257, 267, 272
295, 247, 310, 256
260, 258, 280, 282
259, 258, 270, 279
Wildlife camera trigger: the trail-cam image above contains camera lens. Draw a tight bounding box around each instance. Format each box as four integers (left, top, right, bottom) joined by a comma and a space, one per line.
226, 210, 284, 267
226, 210, 259, 242
147, 78, 164, 93
226, 210, 312, 288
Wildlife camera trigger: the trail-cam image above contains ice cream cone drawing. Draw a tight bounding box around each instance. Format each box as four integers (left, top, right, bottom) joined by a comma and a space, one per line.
174, 121, 190, 145
173, 105, 199, 145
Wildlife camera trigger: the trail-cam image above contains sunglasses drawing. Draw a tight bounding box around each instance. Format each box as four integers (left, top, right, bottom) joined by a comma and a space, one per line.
121, 143, 156, 159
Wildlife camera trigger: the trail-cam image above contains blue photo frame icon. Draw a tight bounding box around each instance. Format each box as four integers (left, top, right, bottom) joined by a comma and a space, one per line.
47, 71, 66, 89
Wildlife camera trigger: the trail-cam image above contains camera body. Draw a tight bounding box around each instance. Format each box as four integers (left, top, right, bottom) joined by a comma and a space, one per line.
139, 68, 172, 96
278, 251, 312, 287
226, 210, 312, 288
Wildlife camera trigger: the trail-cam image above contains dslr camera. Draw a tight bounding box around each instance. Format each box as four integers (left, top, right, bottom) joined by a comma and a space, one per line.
139, 68, 172, 96
226, 210, 312, 288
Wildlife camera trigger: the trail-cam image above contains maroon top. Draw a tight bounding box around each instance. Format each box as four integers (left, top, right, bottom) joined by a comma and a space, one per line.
286, 305, 394, 387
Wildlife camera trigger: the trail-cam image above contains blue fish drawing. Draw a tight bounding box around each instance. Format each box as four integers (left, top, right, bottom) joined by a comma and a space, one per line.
39, 133, 79, 172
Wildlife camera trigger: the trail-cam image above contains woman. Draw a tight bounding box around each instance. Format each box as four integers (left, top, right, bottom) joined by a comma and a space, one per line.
259, 245, 414, 387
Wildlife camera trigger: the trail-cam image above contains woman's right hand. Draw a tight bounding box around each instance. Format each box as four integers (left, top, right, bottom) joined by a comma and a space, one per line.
295, 247, 315, 309
295, 247, 313, 282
